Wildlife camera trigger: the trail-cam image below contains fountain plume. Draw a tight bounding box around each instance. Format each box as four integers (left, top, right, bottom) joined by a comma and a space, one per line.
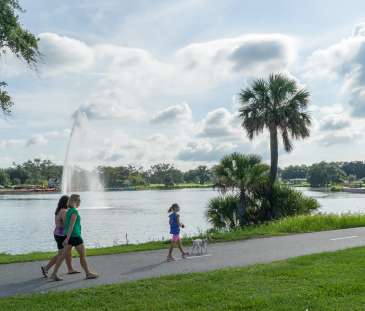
61, 110, 104, 194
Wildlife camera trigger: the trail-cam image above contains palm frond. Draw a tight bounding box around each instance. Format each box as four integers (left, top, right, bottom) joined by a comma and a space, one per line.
281, 128, 293, 152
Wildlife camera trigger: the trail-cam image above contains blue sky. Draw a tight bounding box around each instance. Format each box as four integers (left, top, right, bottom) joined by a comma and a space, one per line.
1, 0, 365, 169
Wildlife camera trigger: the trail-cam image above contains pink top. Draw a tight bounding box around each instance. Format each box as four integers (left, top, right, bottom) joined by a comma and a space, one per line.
54, 209, 66, 236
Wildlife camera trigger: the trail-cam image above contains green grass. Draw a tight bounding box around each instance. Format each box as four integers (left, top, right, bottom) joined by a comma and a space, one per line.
208, 213, 365, 242
2, 214, 365, 265
2, 246, 365, 310
0, 241, 172, 265
132, 183, 213, 190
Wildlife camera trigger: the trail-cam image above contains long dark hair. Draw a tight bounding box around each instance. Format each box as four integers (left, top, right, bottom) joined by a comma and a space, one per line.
55, 195, 69, 215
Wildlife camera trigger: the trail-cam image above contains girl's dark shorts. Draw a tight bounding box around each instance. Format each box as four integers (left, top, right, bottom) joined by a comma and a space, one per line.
54, 235, 66, 250
68, 236, 83, 247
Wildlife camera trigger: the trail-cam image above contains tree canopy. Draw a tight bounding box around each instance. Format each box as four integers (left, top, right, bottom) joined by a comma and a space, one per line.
0, 0, 39, 112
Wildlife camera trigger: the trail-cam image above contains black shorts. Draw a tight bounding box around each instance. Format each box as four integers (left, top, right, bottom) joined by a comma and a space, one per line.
54, 235, 66, 250
68, 236, 83, 247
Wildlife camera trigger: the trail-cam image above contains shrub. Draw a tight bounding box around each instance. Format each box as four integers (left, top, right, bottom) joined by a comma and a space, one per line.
206, 195, 240, 229
269, 184, 320, 219
330, 185, 342, 192
206, 184, 320, 229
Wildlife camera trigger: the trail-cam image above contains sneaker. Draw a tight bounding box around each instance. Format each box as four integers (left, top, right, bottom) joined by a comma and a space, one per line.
50, 274, 63, 281
182, 252, 190, 259
67, 270, 81, 275
166, 256, 176, 262
41, 266, 48, 278
86, 272, 98, 279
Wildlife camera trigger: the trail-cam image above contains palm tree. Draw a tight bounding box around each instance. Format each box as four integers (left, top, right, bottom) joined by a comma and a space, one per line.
239, 73, 312, 185
206, 195, 240, 229
214, 153, 269, 225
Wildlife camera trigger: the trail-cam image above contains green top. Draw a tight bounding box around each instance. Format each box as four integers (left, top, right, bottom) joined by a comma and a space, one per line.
64, 207, 82, 238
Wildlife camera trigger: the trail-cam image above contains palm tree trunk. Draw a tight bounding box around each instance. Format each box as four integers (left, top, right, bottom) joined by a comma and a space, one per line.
269, 126, 278, 184
267, 126, 278, 221
238, 188, 246, 226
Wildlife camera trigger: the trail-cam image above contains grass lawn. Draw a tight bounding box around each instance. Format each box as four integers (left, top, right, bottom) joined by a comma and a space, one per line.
2, 246, 365, 310
2, 214, 365, 265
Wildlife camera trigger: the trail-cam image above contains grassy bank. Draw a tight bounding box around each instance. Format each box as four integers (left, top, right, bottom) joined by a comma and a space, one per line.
120, 183, 213, 191
2, 246, 365, 310
2, 214, 365, 265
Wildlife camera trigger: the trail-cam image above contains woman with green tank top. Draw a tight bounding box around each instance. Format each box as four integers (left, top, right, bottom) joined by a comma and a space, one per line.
50, 194, 98, 281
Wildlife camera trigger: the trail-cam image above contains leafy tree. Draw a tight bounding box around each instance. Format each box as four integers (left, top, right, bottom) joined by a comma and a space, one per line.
239, 73, 312, 184
98, 165, 146, 188
281, 165, 308, 180
6, 166, 28, 184
6, 159, 61, 186
195, 165, 211, 184
214, 153, 269, 225
307, 162, 346, 187
183, 169, 198, 183
0, 168, 10, 186
0, 0, 39, 112
147, 163, 183, 186
341, 161, 365, 179
184, 165, 212, 184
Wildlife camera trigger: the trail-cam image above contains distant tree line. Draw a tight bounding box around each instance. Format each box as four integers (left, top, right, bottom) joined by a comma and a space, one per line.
0, 159, 215, 188
0, 159, 62, 187
280, 161, 365, 187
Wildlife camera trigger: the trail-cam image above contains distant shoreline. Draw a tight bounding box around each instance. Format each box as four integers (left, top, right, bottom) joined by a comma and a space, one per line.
0, 184, 214, 195
0, 188, 59, 195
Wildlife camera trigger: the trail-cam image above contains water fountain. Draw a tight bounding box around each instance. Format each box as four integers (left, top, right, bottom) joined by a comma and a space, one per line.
61, 110, 104, 194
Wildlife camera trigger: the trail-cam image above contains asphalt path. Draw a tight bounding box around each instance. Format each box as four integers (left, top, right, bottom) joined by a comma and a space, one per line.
2, 227, 365, 297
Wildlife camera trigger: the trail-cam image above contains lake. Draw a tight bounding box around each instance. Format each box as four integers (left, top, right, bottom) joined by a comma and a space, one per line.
1, 188, 365, 254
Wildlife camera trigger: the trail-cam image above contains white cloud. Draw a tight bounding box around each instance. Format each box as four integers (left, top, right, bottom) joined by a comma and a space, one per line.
305, 24, 365, 116
151, 102, 192, 124
318, 132, 363, 147
79, 91, 146, 121
38, 32, 95, 74
0, 29, 299, 167
44, 129, 71, 139
34, 32, 295, 122
25, 135, 48, 147
319, 115, 351, 131
176, 140, 237, 162
175, 34, 295, 80
0, 129, 69, 154
0, 139, 24, 148
196, 108, 241, 140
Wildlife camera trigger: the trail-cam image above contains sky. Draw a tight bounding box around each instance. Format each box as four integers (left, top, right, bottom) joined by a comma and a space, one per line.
1, 0, 365, 170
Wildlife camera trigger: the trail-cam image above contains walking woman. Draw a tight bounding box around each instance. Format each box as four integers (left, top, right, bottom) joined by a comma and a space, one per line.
41, 195, 79, 277
51, 194, 98, 281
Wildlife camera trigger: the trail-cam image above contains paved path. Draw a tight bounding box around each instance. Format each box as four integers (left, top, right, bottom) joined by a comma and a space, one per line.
2, 227, 365, 297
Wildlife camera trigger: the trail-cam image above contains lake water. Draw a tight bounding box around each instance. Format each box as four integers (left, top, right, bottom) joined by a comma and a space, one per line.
1, 188, 365, 254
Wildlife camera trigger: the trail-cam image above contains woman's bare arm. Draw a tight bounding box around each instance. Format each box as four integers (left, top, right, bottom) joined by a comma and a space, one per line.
177, 214, 185, 228
65, 214, 77, 241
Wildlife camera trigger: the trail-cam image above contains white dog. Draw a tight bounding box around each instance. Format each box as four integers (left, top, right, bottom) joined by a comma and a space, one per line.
191, 239, 208, 255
